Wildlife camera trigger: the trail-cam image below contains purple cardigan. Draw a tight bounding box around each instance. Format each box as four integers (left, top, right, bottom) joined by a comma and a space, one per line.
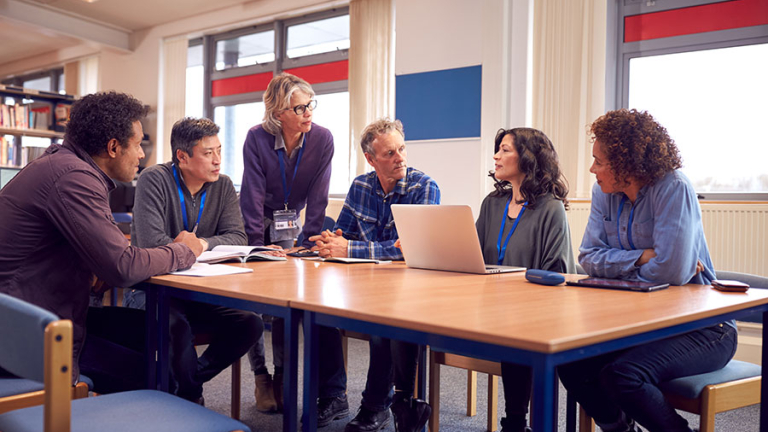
240, 123, 334, 248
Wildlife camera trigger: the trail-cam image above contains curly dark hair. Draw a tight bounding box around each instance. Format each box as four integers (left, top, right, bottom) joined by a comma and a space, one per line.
591, 109, 682, 188
171, 117, 220, 165
65, 92, 148, 156
489, 127, 569, 210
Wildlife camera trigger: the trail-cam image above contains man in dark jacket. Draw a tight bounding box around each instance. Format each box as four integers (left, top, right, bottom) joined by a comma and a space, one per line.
0, 91, 201, 393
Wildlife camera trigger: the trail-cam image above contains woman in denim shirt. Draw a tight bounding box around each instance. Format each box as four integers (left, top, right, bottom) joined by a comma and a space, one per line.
559, 109, 736, 432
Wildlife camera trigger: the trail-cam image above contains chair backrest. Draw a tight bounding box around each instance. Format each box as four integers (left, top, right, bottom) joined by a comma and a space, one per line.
0, 293, 73, 432
0, 293, 59, 382
715, 271, 768, 324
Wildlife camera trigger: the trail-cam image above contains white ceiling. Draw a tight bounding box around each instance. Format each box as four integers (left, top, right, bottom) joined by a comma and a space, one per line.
0, 0, 258, 68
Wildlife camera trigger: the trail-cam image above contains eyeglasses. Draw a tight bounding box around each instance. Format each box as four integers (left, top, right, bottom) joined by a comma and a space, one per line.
286, 100, 317, 115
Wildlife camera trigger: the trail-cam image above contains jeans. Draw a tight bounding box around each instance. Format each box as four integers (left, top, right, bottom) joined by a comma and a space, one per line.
247, 316, 285, 375
79, 306, 147, 394
559, 324, 737, 432
124, 289, 263, 401
361, 336, 421, 412
247, 322, 347, 398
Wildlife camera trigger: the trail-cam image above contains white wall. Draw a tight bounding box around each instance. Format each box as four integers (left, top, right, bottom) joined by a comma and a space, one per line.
394, 0, 532, 217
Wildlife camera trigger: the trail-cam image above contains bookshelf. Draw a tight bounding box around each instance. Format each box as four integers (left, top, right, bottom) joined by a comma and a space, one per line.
0, 84, 74, 173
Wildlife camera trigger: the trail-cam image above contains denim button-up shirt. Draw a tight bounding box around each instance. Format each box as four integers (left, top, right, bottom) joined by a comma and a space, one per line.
579, 170, 716, 286
335, 167, 441, 260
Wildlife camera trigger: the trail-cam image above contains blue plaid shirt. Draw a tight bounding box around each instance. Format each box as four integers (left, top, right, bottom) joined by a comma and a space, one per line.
335, 167, 441, 259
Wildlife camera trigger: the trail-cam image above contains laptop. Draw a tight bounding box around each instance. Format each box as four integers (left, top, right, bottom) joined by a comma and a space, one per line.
391, 204, 526, 275
566, 277, 669, 292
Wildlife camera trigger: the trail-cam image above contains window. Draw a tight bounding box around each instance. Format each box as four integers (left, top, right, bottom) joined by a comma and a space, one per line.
610, 0, 768, 198
186, 41, 204, 118
215, 30, 275, 71
2, 68, 64, 95
286, 14, 350, 58
186, 8, 350, 192
213, 102, 265, 186
628, 44, 768, 194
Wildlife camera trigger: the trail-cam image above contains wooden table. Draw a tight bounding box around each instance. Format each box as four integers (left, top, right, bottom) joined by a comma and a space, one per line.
290, 261, 768, 432
144, 259, 768, 432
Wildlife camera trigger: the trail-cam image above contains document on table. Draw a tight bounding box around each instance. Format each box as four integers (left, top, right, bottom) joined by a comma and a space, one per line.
171, 262, 254, 277
302, 257, 392, 264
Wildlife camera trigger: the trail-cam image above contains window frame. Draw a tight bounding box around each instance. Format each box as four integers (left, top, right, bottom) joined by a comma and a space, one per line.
607, 0, 768, 200
201, 7, 349, 118
1, 67, 64, 94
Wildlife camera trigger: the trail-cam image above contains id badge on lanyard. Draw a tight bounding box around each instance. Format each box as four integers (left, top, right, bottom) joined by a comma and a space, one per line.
270, 138, 305, 242
270, 209, 302, 241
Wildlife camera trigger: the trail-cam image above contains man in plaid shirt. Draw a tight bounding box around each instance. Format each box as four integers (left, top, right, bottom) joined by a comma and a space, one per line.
310, 118, 440, 432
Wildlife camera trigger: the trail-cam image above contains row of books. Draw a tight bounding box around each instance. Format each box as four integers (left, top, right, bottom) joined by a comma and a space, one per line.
0, 136, 49, 167
0, 103, 70, 131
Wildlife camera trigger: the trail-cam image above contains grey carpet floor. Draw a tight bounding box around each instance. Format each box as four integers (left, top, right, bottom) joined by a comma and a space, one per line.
200, 332, 760, 432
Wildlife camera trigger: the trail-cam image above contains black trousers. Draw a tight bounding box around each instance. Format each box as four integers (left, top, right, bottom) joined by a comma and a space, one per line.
169, 298, 263, 400
79, 306, 147, 394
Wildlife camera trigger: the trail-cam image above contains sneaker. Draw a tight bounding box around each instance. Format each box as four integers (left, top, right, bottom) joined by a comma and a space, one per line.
344, 406, 392, 432
317, 395, 350, 428
390, 397, 431, 432
254, 373, 278, 413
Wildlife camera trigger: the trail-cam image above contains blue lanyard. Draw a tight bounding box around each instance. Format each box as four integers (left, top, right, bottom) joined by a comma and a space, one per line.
277, 135, 305, 210
616, 195, 636, 250
496, 196, 527, 265
172, 164, 206, 232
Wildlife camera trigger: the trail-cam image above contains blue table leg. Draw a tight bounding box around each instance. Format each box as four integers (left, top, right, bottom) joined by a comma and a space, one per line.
303, 310, 320, 432
418, 345, 427, 399
531, 356, 557, 432
762, 310, 767, 431
283, 308, 301, 432
143, 282, 158, 390
157, 284, 170, 392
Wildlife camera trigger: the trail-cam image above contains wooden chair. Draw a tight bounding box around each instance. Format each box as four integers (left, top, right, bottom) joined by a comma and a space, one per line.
0, 379, 88, 415
0, 292, 250, 432
429, 351, 501, 432
579, 271, 767, 432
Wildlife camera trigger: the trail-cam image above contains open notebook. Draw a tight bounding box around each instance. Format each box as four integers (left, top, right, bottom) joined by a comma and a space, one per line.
391, 204, 525, 275
197, 245, 287, 263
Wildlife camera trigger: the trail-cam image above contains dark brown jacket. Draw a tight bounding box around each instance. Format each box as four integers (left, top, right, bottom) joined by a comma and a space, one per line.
0, 140, 195, 382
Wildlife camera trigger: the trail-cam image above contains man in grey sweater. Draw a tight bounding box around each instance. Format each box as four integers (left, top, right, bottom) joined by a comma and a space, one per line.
127, 117, 263, 403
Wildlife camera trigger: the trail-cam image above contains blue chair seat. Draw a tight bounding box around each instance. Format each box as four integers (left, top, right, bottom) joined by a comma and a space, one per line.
77, 374, 94, 391
659, 360, 762, 399
0, 389, 250, 432
0, 378, 44, 398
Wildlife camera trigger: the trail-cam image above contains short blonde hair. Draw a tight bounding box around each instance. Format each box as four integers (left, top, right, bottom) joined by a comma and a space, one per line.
262, 73, 315, 135
359, 118, 404, 156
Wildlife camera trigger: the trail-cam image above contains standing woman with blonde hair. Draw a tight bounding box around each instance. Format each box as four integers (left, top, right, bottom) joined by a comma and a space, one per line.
240, 73, 348, 426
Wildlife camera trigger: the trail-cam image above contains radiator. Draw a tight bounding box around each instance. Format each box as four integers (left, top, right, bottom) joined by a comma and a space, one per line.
566, 201, 768, 278
701, 203, 768, 277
